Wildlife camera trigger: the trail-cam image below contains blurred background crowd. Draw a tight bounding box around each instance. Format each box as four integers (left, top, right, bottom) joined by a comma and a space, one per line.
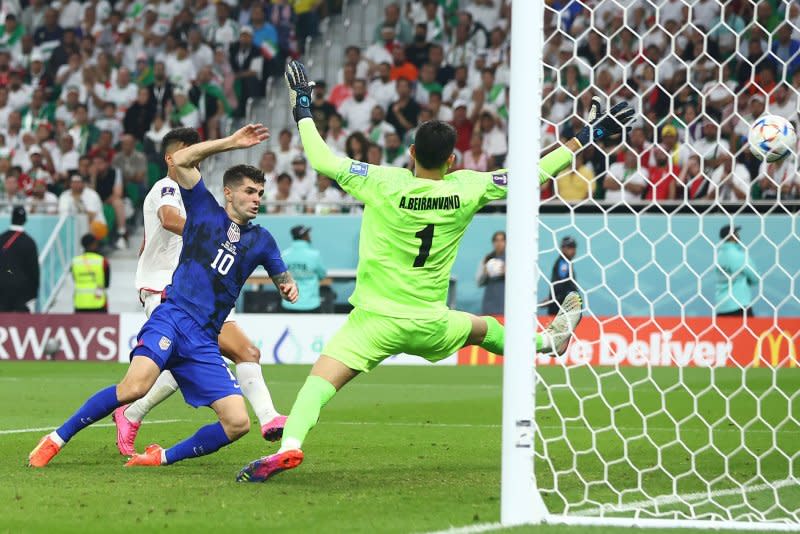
0, 0, 797, 248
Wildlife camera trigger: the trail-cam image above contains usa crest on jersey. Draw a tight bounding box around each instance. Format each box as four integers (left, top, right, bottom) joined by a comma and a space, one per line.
227, 222, 241, 243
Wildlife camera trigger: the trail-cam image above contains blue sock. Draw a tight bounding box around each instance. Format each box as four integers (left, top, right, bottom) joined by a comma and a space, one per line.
56, 385, 120, 443
164, 422, 232, 465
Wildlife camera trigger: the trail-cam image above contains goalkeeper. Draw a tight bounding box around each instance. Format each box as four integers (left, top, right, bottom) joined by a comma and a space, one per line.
237, 60, 635, 482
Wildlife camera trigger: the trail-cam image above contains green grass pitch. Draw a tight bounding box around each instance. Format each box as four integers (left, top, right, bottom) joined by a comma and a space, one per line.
0, 362, 796, 533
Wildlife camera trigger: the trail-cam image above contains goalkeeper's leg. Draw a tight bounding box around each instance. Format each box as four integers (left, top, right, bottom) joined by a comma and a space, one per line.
466, 291, 583, 357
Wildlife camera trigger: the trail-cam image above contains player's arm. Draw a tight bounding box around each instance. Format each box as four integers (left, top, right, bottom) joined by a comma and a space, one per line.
272, 270, 299, 303
170, 123, 271, 189
157, 205, 185, 236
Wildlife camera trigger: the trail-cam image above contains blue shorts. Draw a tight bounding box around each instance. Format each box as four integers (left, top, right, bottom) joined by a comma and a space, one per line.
130, 301, 241, 408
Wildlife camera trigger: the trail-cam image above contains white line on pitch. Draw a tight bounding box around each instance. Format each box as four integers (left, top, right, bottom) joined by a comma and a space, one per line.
419, 522, 505, 534
0, 419, 190, 435
572, 477, 799, 517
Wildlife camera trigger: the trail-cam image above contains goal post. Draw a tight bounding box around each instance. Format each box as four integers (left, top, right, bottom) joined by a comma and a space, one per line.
500, 0, 800, 531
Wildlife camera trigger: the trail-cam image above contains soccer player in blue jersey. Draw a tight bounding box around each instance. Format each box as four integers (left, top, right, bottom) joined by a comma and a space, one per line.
28, 123, 299, 468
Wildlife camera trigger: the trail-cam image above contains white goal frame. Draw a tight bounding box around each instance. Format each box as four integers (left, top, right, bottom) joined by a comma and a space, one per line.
500, 2, 800, 532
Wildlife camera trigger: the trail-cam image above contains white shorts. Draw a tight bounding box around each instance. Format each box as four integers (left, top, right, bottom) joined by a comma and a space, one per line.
139, 289, 236, 323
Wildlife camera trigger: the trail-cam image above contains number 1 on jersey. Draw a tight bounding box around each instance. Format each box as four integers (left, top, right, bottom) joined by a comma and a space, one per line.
413, 224, 434, 267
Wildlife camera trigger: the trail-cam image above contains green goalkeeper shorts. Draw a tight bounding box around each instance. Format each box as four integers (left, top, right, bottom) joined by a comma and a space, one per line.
322, 307, 473, 372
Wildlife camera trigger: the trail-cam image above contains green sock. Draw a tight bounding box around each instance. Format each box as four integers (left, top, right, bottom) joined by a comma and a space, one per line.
280, 375, 337, 451
479, 316, 544, 354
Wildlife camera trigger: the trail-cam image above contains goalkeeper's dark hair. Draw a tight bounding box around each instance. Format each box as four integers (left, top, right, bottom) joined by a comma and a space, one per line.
413, 120, 456, 170
223, 164, 265, 188
162, 127, 201, 155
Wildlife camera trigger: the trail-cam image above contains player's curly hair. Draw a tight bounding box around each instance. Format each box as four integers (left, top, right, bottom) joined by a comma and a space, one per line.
162, 127, 201, 155
413, 120, 456, 170
223, 164, 265, 188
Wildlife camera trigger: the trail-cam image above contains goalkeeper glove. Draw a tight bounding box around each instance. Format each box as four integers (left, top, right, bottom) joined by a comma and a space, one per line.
575, 96, 635, 147
285, 60, 315, 122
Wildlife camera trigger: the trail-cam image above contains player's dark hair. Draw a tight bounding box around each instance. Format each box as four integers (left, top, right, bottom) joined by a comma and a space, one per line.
413, 120, 456, 170
162, 127, 201, 155
223, 164, 266, 188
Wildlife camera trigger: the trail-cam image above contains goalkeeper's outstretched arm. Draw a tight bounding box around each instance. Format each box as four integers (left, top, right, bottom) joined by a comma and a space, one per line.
297, 118, 345, 180
537, 97, 635, 185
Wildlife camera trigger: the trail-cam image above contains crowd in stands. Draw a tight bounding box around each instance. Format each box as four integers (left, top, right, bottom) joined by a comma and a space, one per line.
0, 0, 798, 235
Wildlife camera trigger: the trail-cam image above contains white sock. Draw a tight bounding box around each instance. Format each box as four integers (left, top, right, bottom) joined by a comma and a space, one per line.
279, 437, 302, 453
50, 431, 65, 447
123, 371, 179, 422
160, 448, 168, 465
235, 362, 278, 426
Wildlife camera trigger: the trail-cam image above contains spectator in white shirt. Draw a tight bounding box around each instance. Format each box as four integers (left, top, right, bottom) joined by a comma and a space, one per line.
275, 128, 301, 174
366, 105, 396, 147
289, 155, 315, 200
427, 91, 453, 122
768, 83, 799, 125
325, 112, 349, 156
7, 69, 33, 111
337, 46, 369, 84
306, 173, 343, 214
367, 62, 397, 111
709, 153, 751, 202
689, 116, 731, 175
27, 178, 58, 214
265, 172, 302, 214
188, 27, 214, 71
49, 134, 79, 182
57, 173, 106, 225
94, 102, 123, 145
442, 65, 472, 106
259, 150, 278, 196
338, 79, 377, 134
165, 40, 197, 87
605, 150, 648, 204
364, 24, 395, 71
478, 111, 507, 168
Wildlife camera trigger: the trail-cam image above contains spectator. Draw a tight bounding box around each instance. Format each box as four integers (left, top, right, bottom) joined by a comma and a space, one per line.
442, 65, 471, 106
709, 153, 751, 202
206, 2, 239, 49
450, 100, 473, 154
265, 172, 302, 214
169, 87, 200, 129
446, 22, 478, 68
306, 174, 343, 215
32, 7, 63, 53
471, 67, 507, 122
383, 131, 409, 168
605, 150, 648, 203
476, 230, 505, 315
48, 134, 79, 183
165, 40, 198, 88
373, 3, 412, 44
345, 131, 369, 161
26, 178, 57, 214
95, 103, 123, 146
366, 105, 396, 147
0, 15, 25, 52
68, 104, 100, 155
190, 65, 230, 139
715, 225, 758, 319
124, 86, 157, 141
416, 63, 443, 106
188, 27, 214, 71
366, 142, 383, 165
229, 26, 264, 118
275, 128, 301, 174
768, 83, 799, 125
478, 110, 507, 168
732, 94, 765, 154
409, 1, 445, 44
8, 69, 33, 111
90, 155, 128, 249
386, 78, 420, 139
281, 225, 328, 312
290, 154, 314, 201
367, 62, 398, 111
427, 91, 453, 122
0, 206, 38, 312
329, 63, 355, 109
337, 46, 369, 83
87, 130, 116, 162
365, 24, 398, 71
555, 152, 595, 202
148, 61, 176, 117
1, 174, 26, 207
462, 131, 489, 172
389, 46, 418, 82
771, 23, 800, 77
71, 233, 110, 313
427, 43, 454, 86
259, 150, 278, 197
310, 80, 337, 134
688, 115, 730, 174
339, 79, 377, 134
546, 236, 579, 316
293, 0, 320, 53
325, 112, 349, 156
643, 144, 679, 201
264, 0, 295, 53
112, 134, 147, 200
405, 23, 431, 68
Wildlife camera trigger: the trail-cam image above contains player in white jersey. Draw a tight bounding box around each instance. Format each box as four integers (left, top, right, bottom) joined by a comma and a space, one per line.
112, 128, 287, 456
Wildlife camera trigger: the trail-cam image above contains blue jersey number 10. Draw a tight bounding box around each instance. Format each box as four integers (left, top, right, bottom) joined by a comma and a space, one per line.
211, 248, 235, 275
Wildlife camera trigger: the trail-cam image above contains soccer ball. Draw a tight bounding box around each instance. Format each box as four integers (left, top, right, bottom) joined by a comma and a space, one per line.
748, 114, 797, 163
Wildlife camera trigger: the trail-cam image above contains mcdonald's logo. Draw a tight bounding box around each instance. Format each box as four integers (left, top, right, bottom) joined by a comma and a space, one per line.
752, 330, 798, 368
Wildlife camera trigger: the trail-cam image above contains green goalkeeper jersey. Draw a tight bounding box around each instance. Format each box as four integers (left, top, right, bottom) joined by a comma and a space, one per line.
298, 119, 573, 318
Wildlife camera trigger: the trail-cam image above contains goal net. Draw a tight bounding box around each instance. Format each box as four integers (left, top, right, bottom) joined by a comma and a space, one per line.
505, 0, 800, 530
